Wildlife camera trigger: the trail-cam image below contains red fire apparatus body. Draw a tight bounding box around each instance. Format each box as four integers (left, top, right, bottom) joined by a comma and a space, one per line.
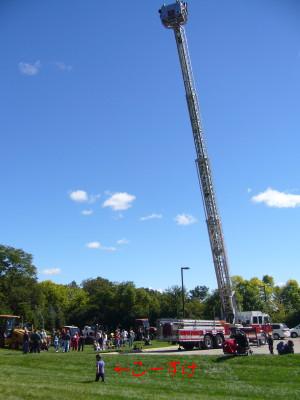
157, 312, 271, 350
157, 319, 229, 350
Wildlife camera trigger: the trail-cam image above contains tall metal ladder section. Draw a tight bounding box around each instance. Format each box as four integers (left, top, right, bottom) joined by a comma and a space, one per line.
159, 1, 236, 322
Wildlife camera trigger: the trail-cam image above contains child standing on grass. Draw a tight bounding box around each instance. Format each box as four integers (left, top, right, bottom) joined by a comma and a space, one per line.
53, 333, 59, 352
95, 354, 105, 382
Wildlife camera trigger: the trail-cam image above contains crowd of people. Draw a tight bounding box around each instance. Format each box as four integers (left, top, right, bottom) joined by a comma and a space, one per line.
22, 326, 143, 354
92, 328, 136, 351
52, 328, 86, 352
22, 328, 50, 353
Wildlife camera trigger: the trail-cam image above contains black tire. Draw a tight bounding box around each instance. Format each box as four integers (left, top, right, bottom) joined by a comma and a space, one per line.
273, 333, 280, 340
213, 334, 224, 349
291, 332, 298, 338
203, 335, 213, 350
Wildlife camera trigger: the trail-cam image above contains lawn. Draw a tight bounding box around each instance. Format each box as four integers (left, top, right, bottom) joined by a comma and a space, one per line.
0, 347, 299, 400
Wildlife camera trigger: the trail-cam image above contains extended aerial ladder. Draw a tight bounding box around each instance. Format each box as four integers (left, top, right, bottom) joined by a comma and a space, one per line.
159, 1, 236, 323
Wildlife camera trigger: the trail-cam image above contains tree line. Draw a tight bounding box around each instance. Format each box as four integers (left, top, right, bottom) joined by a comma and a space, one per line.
1, 244, 300, 330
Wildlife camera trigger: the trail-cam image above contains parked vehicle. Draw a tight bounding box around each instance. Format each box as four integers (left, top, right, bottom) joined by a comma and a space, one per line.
290, 324, 300, 338
63, 325, 80, 338
135, 319, 157, 341
82, 325, 97, 344
157, 319, 229, 350
271, 323, 290, 340
0, 315, 26, 350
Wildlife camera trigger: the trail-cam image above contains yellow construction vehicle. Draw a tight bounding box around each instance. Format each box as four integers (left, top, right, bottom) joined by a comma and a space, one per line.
0, 314, 25, 350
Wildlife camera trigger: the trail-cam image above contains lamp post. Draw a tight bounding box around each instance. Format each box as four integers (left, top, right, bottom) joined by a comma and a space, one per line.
181, 267, 190, 319
260, 285, 267, 302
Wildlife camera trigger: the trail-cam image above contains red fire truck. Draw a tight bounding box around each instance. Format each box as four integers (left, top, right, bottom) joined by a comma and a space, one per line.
157, 315, 270, 350
158, 2, 273, 341
157, 319, 230, 350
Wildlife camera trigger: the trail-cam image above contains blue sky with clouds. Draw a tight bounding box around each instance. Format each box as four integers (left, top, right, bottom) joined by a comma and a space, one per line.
1, 0, 300, 291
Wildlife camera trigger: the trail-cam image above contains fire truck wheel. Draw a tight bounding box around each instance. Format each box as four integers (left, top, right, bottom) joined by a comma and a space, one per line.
213, 334, 224, 348
203, 334, 213, 349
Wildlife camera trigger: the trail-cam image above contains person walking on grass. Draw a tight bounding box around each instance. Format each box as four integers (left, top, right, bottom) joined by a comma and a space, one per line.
95, 354, 105, 382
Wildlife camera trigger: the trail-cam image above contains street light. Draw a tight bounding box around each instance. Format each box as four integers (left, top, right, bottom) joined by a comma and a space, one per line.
181, 267, 190, 319
260, 285, 267, 302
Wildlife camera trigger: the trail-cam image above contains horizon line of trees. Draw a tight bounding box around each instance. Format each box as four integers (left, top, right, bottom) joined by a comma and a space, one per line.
1, 244, 300, 330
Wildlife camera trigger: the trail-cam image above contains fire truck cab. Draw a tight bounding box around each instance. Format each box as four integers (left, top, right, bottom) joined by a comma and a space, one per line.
235, 311, 272, 344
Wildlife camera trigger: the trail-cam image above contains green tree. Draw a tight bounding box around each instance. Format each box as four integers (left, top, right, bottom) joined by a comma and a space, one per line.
189, 285, 209, 301
0, 244, 40, 321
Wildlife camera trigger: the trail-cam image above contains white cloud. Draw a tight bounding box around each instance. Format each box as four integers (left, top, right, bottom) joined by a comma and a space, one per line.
117, 238, 129, 245
19, 60, 41, 76
251, 188, 300, 208
42, 268, 61, 276
140, 213, 162, 221
86, 241, 101, 249
86, 241, 117, 252
102, 192, 136, 211
55, 61, 72, 71
81, 209, 93, 216
69, 190, 100, 204
70, 190, 88, 202
175, 213, 197, 226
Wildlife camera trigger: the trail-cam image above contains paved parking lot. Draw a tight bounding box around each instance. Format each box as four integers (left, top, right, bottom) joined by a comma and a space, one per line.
142, 338, 300, 356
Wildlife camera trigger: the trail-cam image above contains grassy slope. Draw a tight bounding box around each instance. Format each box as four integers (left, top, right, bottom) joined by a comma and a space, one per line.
0, 347, 300, 400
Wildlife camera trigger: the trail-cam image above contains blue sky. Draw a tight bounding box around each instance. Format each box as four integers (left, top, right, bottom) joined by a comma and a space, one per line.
1, 0, 300, 291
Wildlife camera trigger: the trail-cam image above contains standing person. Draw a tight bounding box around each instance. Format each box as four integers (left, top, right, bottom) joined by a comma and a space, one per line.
30, 330, 41, 353
23, 328, 30, 354
121, 329, 128, 346
267, 333, 274, 355
53, 332, 59, 352
71, 333, 78, 351
115, 329, 121, 349
78, 330, 85, 352
98, 331, 104, 351
64, 329, 71, 352
102, 332, 107, 350
60, 329, 66, 352
95, 354, 105, 382
128, 329, 135, 348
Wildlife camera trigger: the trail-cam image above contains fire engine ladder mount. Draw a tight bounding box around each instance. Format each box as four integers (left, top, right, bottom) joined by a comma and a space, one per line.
159, 1, 236, 323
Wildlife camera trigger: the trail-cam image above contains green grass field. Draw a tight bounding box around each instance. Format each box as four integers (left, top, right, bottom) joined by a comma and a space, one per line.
0, 347, 300, 400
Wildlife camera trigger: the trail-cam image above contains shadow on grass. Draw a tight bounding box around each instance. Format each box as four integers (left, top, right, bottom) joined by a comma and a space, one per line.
215, 355, 236, 363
